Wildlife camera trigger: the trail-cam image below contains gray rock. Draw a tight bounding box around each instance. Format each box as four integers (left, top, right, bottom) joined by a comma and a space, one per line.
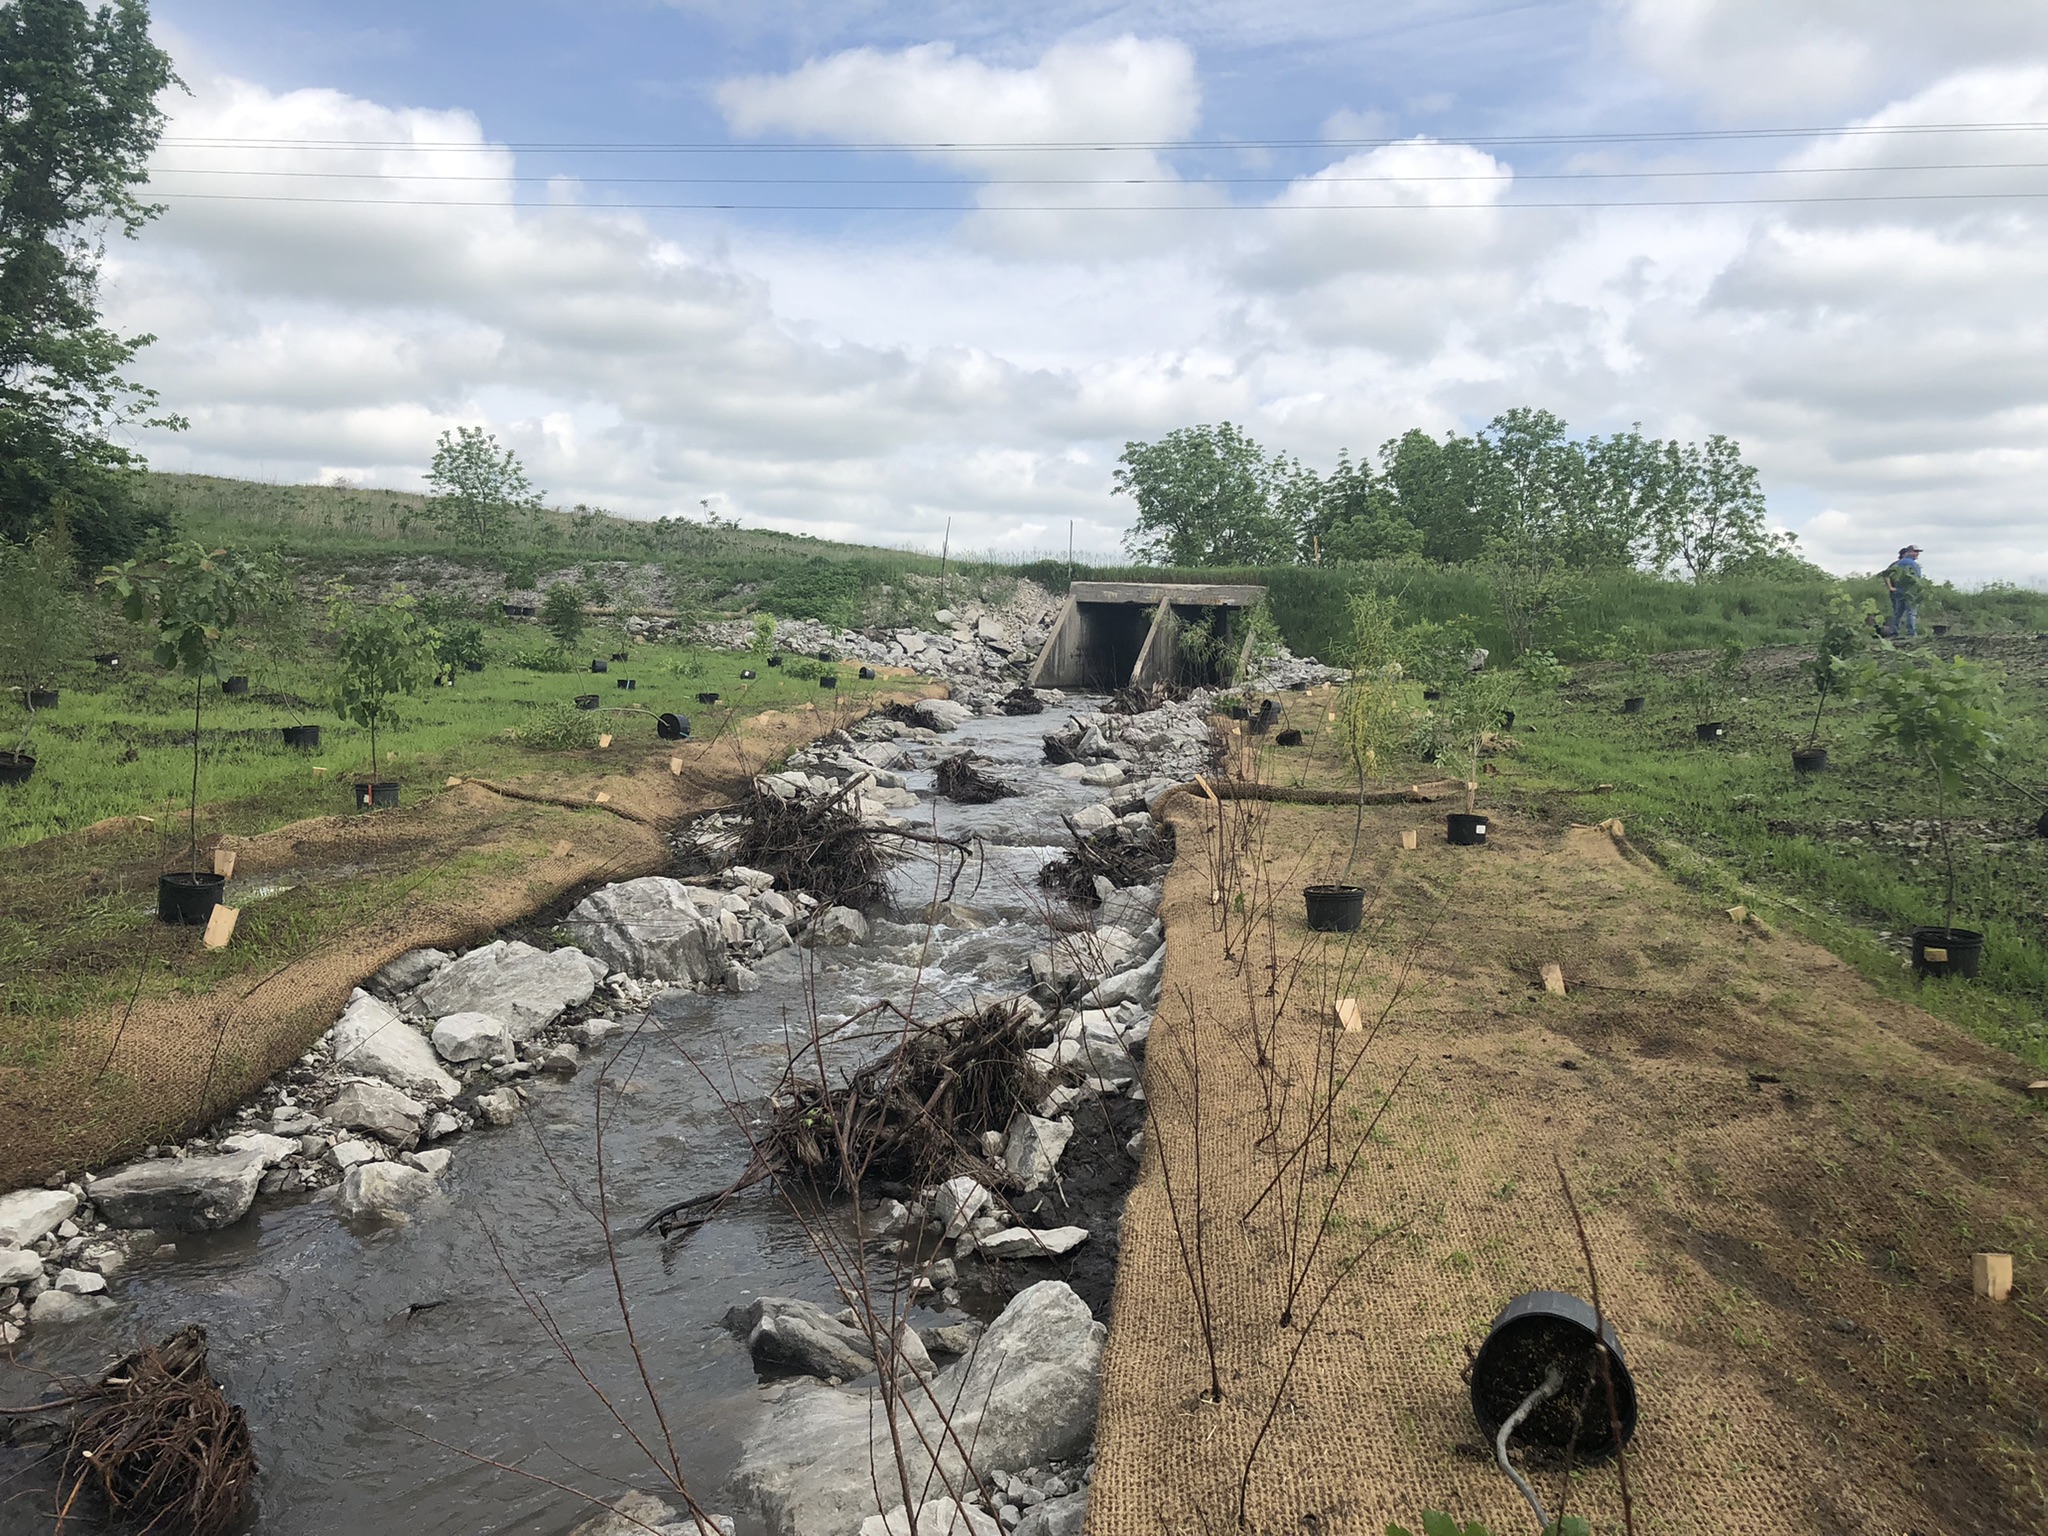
431, 1011, 514, 1063
327, 1080, 427, 1145
407, 1147, 453, 1178
336, 1161, 439, 1221
732, 1281, 1104, 1536
325, 989, 460, 1098
374, 947, 450, 995
725, 1296, 876, 1382
29, 1289, 116, 1327
219, 1131, 299, 1166
1003, 1114, 1073, 1193
912, 698, 973, 732
933, 1176, 991, 1236
410, 940, 597, 1040
1013, 1490, 1087, 1536
329, 1139, 379, 1170
565, 877, 728, 986
974, 1226, 1089, 1260
422, 1111, 461, 1142
91, 1152, 266, 1232
568, 1017, 622, 1050
538, 1042, 582, 1075
860, 1498, 999, 1536
53, 1267, 105, 1295
809, 906, 870, 947
0, 1248, 43, 1286
472, 1086, 522, 1127
569, 1489, 735, 1536
1081, 947, 1164, 1010
0, 1189, 75, 1247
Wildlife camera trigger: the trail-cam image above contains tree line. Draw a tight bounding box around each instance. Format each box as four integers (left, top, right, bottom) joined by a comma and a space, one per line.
1115, 410, 1801, 582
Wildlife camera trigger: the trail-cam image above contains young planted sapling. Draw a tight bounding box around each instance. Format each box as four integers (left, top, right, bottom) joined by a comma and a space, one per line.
1803, 593, 1876, 747
0, 533, 91, 761
1854, 652, 2006, 945
331, 592, 441, 794
1443, 670, 1514, 810
540, 584, 587, 654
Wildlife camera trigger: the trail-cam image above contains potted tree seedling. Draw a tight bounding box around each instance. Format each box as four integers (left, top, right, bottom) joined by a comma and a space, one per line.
100, 543, 279, 923
1683, 640, 1745, 742
1612, 625, 1654, 714
0, 534, 92, 784
1397, 617, 1478, 703
1794, 594, 1875, 773
331, 593, 440, 809
1855, 653, 2006, 979
437, 620, 488, 677
1443, 670, 1513, 844
1308, 592, 1407, 928
540, 583, 589, 666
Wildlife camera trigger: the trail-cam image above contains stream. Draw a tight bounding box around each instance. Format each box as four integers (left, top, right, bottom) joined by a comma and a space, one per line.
1, 704, 1126, 1536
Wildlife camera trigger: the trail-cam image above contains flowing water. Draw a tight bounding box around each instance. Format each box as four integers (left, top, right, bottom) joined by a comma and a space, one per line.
1, 706, 1123, 1536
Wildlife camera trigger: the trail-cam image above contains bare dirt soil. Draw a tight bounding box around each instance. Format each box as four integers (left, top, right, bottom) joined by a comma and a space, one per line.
1090, 790, 2048, 1536
0, 689, 936, 1187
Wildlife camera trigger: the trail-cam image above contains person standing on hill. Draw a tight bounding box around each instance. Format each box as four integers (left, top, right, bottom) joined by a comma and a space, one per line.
1883, 544, 1924, 638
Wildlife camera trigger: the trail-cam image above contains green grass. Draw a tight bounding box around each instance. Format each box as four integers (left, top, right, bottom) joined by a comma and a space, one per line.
1, 630, 904, 849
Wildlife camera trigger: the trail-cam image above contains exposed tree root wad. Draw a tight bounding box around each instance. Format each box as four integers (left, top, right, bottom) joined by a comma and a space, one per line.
934, 752, 1018, 804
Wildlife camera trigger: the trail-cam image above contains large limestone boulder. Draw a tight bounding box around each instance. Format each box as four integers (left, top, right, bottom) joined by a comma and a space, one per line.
410, 940, 597, 1039
325, 990, 460, 1098
1003, 1113, 1073, 1192
730, 1281, 1105, 1536
326, 1080, 427, 1145
0, 1248, 44, 1285
724, 1296, 876, 1382
911, 698, 972, 732
569, 1491, 735, 1536
336, 1161, 439, 1221
91, 1151, 266, 1232
808, 906, 870, 948
564, 878, 727, 985
430, 1011, 514, 1063
0, 1188, 75, 1246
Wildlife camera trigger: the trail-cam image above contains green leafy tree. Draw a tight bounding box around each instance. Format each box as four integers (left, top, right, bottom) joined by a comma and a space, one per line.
540, 584, 586, 651
1395, 617, 1479, 693
1651, 434, 1787, 582
1855, 652, 2006, 933
0, 531, 91, 707
1115, 422, 1307, 566
99, 542, 279, 871
1804, 592, 1876, 744
424, 426, 542, 548
1, 0, 182, 568
1375, 428, 1498, 564
436, 620, 487, 675
330, 595, 439, 782
749, 614, 777, 656
1312, 450, 1426, 563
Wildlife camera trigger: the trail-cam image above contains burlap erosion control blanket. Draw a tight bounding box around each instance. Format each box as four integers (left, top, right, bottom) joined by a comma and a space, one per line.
1090, 794, 2048, 1535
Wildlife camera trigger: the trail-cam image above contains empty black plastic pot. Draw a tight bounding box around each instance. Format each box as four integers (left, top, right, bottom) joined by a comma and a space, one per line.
740, 669, 757, 680
820, 675, 838, 690
817, 649, 833, 662
27, 689, 57, 709
1471, 1290, 1638, 1462
221, 675, 250, 696
1303, 883, 1365, 932
1290, 681, 1309, 691
697, 691, 721, 705
656, 712, 691, 741
611, 650, 629, 661
1911, 926, 1983, 980
1695, 721, 1727, 742
616, 678, 636, 690
1247, 715, 1269, 735
281, 724, 322, 749
1226, 704, 1249, 720
767, 655, 783, 668
2037, 808, 2048, 840
574, 693, 600, 710
157, 870, 226, 925
1276, 728, 1303, 746
1622, 695, 1645, 714
353, 780, 400, 810
1933, 623, 1950, 636
1792, 746, 1828, 773
591, 659, 609, 673
502, 601, 534, 618
1423, 688, 1442, 701
0, 750, 36, 787
1447, 811, 1489, 846
859, 666, 877, 680
94, 652, 121, 668
1499, 710, 1516, 731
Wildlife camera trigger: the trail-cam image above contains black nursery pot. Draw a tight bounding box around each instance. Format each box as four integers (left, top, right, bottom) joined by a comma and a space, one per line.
1622, 695, 1646, 714
157, 870, 226, 926
1695, 721, 1727, 742
697, 691, 721, 705
859, 666, 877, 680
353, 780, 400, 810
819, 675, 838, 690
1911, 926, 1984, 980
502, 602, 535, 618
1933, 623, 1951, 636
817, 649, 833, 662
281, 724, 322, 749
464, 660, 485, 672
221, 675, 250, 696
1247, 715, 1270, 735
590, 659, 609, 673
1792, 746, 1828, 774
574, 693, 601, 710
611, 651, 629, 662
1471, 1291, 1638, 1461
1423, 688, 1442, 701
1275, 728, 1303, 746
93, 653, 121, 669
27, 689, 58, 709
656, 712, 691, 741
1500, 710, 1515, 731
1447, 811, 1489, 846
0, 750, 36, 786
740, 669, 757, 680
2037, 808, 2048, 840
767, 655, 783, 668
1226, 704, 1249, 720
616, 678, 636, 690
1303, 883, 1365, 932
1290, 681, 1309, 692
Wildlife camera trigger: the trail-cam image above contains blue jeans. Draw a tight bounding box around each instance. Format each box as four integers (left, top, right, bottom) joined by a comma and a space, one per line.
1890, 588, 1917, 637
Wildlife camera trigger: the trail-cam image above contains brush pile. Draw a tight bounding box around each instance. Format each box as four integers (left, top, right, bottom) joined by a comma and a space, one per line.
934, 752, 1018, 804
60, 1326, 254, 1536
1039, 816, 1178, 907
1104, 680, 1189, 715
998, 686, 1047, 716
649, 999, 1047, 1236
730, 780, 900, 909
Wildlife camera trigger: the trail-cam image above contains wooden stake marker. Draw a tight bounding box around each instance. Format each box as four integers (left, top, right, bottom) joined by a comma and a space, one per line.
2026, 1081, 2048, 1103
1975, 1251, 2014, 1302
552, 839, 572, 857
1400, 829, 1418, 850
598, 733, 612, 749
594, 791, 611, 804
669, 756, 684, 775
211, 848, 237, 878
445, 775, 463, 787
1541, 962, 1567, 997
202, 905, 239, 950
1335, 998, 1363, 1033
312, 766, 327, 778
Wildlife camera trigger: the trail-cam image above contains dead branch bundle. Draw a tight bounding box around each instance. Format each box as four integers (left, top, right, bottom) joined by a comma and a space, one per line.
1041, 729, 1082, 765
934, 753, 1019, 804
1105, 681, 1189, 715
1039, 816, 1178, 906
730, 781, 901, 909
649, 1000, 1047, 1236
998, 687, 1046, 716
59, 1326, 254, 1536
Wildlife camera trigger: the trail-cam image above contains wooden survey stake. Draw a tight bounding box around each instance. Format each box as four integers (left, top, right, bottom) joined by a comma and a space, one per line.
552, 839, 572, 857
1540, 962, 1567, 996
1400, 829, 1418, 850
211, 848, 237, 878
1335, 997, 1363, 1033
669, 756, 683, 775
598, 733, 612, 748
202, 905, 239, 949
1975, 1251, 2014, 1302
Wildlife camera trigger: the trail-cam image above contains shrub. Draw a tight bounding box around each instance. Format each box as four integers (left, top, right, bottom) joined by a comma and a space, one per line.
522, 701, 598, 750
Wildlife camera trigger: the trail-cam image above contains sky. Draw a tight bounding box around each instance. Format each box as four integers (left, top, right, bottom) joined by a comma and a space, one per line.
101, 0, 2048, 582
